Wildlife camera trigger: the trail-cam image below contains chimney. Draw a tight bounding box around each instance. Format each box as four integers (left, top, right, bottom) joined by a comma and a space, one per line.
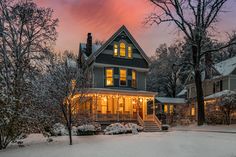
86, 33, 92, 56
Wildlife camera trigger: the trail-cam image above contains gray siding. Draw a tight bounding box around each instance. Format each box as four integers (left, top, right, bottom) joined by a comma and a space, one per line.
230, 75, 236, 90
93, 67, 104, 88
137, 72, 146, 90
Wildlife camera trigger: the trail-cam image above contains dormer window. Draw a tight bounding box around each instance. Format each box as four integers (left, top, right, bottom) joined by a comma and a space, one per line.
114, 44, 118, 56
128, 46, 132, 58
120, 42, 126, 57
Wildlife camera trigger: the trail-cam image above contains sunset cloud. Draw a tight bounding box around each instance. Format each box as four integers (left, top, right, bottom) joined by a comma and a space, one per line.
36, 0, 236, 56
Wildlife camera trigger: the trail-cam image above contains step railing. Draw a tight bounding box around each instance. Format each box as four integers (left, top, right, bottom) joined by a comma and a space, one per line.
153, 114, 162, 129
137, 114, 144, 126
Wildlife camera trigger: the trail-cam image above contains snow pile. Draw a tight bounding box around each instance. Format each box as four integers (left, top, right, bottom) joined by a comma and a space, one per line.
125, 123, 143, 133
52, 123, 68, 136
77, 124, 96, 132
104, 123, 127, 135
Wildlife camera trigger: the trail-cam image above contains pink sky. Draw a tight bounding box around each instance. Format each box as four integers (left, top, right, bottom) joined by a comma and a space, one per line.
36, 0, 236, 56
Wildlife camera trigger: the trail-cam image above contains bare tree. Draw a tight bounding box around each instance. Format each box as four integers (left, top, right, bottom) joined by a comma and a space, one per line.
0, 0, 58, 149
146, 0, 236, 125
41, 52, 91, 145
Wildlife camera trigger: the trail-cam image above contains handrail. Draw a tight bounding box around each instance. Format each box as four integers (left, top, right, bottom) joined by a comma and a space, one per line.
153, 114, 162, 129
137, 114, 144, 126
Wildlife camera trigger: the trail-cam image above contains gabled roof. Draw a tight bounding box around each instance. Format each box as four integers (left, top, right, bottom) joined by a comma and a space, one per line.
86, 25, 150, 65
214, 56, 236, 76
185, 56, 236, 85
205, 90, 236, 100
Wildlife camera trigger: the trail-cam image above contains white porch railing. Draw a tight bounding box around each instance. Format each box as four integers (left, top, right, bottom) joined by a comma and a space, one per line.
137, 114, 144, 126
153, 114, 162, 129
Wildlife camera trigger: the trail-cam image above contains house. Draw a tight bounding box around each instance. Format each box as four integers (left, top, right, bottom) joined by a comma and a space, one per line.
182, 56, 236, 123
154, 97, 194, 125
75, 25, 161, 131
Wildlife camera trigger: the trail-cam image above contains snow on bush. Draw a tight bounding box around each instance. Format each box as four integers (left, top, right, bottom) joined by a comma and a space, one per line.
52, 123, 68, 136
77, 124, 96, 132
104, 123, 127, 135
72, 126, 78, 136
125, 123, 143, 132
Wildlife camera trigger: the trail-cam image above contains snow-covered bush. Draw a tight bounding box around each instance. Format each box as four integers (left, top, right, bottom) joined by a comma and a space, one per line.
78, 124, 95, 132
52, 123, 68, 136
125, 123, 143, 133
104, 123, 127, 135
77, 124, 96, 136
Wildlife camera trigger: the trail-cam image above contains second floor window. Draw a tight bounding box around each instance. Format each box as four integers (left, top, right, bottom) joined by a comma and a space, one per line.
120, 42, 126, 57
114, 44, 118, 56
128, 46, 132, 58
132, 70, 136, 88
120, 69, 127, 86
106, 68, 113, 86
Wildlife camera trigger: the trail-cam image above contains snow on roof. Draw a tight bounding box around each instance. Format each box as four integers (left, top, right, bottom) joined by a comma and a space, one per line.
155, 97, 187, 104
205, 90, 236, 100
214, 56, 236, 76
177, 89, 187, 97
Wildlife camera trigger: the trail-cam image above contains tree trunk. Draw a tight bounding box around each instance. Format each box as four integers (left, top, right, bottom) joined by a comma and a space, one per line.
194, 69, 205, 125
192, 45, 205, 125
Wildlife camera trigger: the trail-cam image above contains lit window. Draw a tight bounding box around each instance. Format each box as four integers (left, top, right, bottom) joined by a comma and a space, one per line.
164, 104, 168, 113
114, 44, 118, 56
106, 69, 113, 86
191, 107, 195, 116
120, 42, 126, 57
132, 70, 136, 88
128, 46, 132, 58
169, 105, 174, 114
120, 69, 127, 86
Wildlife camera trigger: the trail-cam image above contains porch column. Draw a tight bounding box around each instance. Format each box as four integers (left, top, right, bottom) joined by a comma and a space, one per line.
153, 96, 155, 116
95, 94, 98, 121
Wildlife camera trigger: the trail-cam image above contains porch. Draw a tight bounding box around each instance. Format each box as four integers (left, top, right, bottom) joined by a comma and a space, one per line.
72, 88, 157, 123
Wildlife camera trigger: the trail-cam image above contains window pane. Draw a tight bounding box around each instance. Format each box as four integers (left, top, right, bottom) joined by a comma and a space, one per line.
128, 46, 132, 58
120, 42, 126, 57
132, 70, 136, 88
169, 105, 174, 114
164, 104, 168, 113
114, 44, 118, 56
106, 69, 113, 77
106, 69, 113, 86
120, 69, 127, 86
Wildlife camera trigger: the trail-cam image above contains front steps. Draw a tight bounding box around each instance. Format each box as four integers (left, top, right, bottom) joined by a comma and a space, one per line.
143, 120, 161, 132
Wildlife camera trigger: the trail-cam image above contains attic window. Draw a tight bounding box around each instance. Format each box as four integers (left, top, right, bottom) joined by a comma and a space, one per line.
120, 42, 126, 57
114, 44, 118, 56
128, 46, 132, 58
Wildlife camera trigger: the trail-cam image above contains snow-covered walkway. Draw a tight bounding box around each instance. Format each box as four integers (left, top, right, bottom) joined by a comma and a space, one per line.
1, 131, 236, 157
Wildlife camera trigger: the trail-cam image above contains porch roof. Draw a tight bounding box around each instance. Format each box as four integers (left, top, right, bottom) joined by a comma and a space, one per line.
155, 97, 187, 105
87, 88, 157, 97
205, 90, 236, 100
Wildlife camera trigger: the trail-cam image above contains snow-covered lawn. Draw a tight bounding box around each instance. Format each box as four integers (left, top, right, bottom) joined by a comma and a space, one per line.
1, 131, 236, 157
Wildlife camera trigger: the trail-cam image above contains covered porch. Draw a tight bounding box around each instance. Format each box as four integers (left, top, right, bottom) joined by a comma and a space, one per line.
72, 88, 156, 123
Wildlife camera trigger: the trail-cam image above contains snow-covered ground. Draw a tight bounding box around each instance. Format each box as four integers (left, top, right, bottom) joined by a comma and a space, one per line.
173, 124, 236, 133
1, 131, 236, 157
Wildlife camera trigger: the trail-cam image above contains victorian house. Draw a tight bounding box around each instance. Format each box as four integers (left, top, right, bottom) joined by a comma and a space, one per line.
76, 26, 161, 131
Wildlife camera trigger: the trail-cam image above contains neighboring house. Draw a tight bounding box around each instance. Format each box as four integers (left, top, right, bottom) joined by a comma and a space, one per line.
181, 56, 236, 123
76, 25, 161, 130
155, 97, 194, 124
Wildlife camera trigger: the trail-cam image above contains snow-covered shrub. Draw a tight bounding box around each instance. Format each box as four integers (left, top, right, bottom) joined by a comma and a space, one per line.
125, 123, 143, 133
104, 123, 127, 135
72, 126, 78, 136
77, 124, 96, 136
52, 123, 68, 136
